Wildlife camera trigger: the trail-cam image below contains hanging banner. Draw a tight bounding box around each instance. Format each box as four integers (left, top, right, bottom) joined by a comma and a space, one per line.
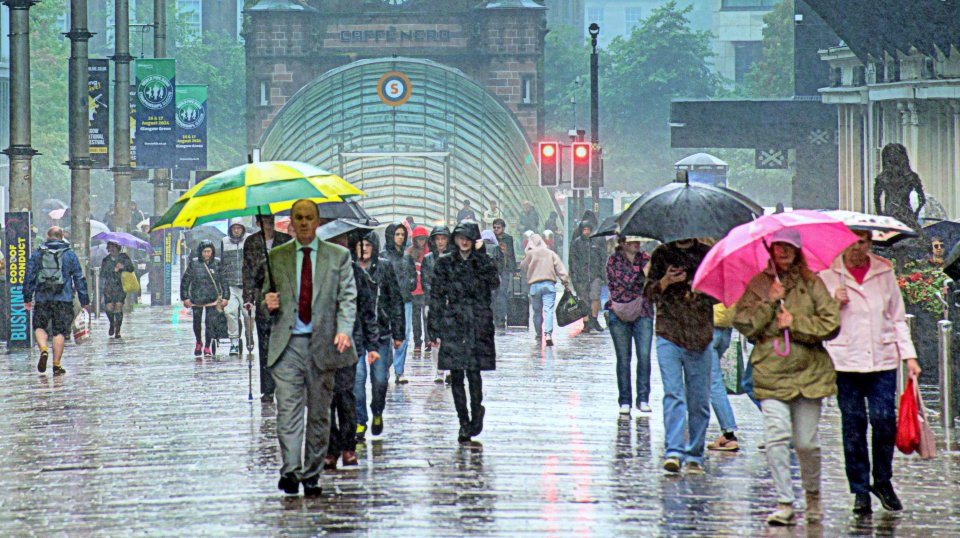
173, 85, 208, 189
4, 212, 32, 349
134, 58, 176, 169
88, 59, 110, 168
130, 84, 138, 168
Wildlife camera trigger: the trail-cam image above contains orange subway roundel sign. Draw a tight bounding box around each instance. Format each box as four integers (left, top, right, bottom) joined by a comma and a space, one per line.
377, 71, 412, 107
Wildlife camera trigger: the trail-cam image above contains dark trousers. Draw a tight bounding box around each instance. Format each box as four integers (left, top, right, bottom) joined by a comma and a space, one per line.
836, 369, 897, 494
256, 316, 276, 396
450, 369, 483, 425
192, 306, 217, 346
328, 364, 357, 454
411, 295, 426, 348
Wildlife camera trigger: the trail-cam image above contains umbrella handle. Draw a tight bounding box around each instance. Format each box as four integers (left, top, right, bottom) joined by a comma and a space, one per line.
773, 329, 791, 357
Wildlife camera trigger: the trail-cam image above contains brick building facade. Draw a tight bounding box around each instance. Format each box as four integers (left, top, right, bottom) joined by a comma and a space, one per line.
243, 0, 547, 152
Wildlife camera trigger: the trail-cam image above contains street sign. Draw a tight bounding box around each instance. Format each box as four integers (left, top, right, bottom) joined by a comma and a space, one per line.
4, 212, 32, 348
377, 71, 412, 107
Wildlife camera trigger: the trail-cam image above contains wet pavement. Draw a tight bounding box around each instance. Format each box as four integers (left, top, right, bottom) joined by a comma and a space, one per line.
2, 305, 960, 537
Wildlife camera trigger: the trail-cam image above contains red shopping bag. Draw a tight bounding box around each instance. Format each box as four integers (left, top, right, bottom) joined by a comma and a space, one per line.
895, 378, 921, 455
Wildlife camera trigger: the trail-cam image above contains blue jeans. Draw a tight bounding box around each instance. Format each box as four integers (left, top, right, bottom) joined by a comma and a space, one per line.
493, 271, 511, 325
529, 281, 557, 336
606, 312, 653, 406
836, 370, 897, 494
393, 301, 412, 376
740, 352, 762, 410
657, 337, 712, 464
710, 328, 737, 433
355, 339, 392, 425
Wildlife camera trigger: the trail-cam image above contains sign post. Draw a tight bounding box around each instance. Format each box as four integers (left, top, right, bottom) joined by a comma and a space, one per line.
4, 212, 32, 349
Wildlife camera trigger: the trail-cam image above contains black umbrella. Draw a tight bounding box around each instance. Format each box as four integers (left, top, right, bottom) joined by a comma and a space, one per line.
317, 218, 378, 242
616, 179, 763, 243
920, 220, 960, 249
184, 225, 226, 253
944, 242, 960, 281
591, 214, 621, 238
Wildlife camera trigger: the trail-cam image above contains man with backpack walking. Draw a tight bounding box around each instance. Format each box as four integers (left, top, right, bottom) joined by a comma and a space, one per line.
23, 226, 90, 375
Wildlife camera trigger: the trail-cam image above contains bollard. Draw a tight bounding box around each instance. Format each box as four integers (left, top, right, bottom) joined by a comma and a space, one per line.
938, 320, 954, 430
91, 266, 101, 319
899, 314, 915, 401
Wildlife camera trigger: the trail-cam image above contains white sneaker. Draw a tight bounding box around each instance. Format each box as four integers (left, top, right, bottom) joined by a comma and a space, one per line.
619, 404, 631, 415
637, 402, 652, 413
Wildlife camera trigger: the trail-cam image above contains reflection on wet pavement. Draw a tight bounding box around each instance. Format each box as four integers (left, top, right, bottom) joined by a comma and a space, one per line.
1, 307, 958, 536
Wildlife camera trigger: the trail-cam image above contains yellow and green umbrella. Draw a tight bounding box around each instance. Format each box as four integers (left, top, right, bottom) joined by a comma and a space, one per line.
150, 161, 364, 231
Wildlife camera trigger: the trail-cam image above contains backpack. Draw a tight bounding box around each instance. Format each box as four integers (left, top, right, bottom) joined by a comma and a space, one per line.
36, 247, 67, 294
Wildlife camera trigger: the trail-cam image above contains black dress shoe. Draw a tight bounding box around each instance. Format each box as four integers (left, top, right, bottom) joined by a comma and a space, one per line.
278, 473, 300, 495
853, 492, 872, 514
870, 482, 902, 511
470, 405, 485, 437
260, 393, 274, 403
302, 480, 322, 497
458, 424, 472, 444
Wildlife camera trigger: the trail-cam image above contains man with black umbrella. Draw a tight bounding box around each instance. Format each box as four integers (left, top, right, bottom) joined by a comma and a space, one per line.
643, 237, 715, 475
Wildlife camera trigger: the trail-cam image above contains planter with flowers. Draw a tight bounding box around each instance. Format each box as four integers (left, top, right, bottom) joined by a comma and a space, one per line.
897, 260, 948, 374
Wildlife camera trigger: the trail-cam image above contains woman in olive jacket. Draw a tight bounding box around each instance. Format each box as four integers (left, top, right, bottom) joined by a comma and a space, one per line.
734, 229, 839, 527
428, 221, 500, 443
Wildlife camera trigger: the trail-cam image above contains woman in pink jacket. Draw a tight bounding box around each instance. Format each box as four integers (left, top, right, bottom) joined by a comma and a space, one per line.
819, 229, 922, 516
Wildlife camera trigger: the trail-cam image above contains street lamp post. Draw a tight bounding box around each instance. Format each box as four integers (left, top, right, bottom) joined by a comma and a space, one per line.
3, 0, 39, 212
112, 0, 134, 232
67, 0, 94, 264
589, 23, 600, 215
152, 0, 170, 217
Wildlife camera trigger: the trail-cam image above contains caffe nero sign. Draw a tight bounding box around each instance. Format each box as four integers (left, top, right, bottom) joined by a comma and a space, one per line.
339, 27, 451, 43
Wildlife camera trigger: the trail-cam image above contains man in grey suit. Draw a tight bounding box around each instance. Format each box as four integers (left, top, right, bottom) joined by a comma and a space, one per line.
264, 199, 358, 496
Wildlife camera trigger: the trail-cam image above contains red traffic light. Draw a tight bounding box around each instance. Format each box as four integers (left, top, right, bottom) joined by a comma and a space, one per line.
573, 144, 589, 160
541, 143, 557, 159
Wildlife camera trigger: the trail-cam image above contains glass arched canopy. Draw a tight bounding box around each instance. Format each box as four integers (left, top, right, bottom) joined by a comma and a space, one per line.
259, 57, 556, 228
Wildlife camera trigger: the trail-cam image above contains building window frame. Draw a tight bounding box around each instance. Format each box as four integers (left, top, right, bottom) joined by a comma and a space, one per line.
521, 76, 532, 104
259, 80, 270, 106
720, 0, 777, 11
624, 7, 642, 35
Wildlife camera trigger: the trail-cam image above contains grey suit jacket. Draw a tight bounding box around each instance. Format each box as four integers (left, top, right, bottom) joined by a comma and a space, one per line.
263, 238, 359, 370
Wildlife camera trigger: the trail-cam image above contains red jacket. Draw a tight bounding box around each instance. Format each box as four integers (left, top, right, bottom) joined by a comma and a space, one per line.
408, 226, 430, 296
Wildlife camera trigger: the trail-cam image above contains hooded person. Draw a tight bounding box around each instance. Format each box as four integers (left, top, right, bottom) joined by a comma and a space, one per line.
421, 225, 452, 380
354, 229, 406, 440
427, 220, 500, 443
569, 217, 608, 332
381, 222, 417, 384
520, 233, 571, 346
407, 226, 431, 353
180, 239, 229, 356
221, 217, 250, 355
318, 220, 379, 469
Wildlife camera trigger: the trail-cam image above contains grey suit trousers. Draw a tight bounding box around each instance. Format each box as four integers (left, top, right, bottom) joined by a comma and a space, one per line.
272, 336, 336, 483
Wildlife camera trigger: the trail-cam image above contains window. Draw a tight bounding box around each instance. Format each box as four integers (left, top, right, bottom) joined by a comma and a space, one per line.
624, 7, 642, 35
721, 0, 778, 10
586, 6, 604, 24
260, 81, 270, 106
521, 77, 532, 104
177, 0, 202, 41
733, 41, 763, 84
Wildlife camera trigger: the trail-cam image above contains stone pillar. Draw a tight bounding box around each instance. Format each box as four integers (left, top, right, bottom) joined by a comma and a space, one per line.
2, 0, 39, 212
112, 0, 133, 232
67, 0, 94, 264
152, 0, 170, 217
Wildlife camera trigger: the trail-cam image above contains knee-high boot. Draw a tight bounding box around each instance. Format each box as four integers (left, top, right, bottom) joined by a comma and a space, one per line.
114, 312, 123, 337
107, 312, 116, 336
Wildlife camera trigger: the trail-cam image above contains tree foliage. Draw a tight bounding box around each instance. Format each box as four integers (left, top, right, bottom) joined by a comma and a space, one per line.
740, 0, 794, 98
545, 2, 721, 192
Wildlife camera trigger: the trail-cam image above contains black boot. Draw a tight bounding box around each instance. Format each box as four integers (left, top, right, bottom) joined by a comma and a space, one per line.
470, 405, 485, 437
458, 420, 472, 443
590, 316, 605, 332
107, 313, 116, 337
114, 313, 123, 338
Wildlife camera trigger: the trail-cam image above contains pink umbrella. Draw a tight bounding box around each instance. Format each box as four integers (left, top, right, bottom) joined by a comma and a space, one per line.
693, 210, 859, 356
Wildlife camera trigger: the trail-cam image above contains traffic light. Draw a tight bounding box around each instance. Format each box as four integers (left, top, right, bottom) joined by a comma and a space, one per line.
538, 141, 559, 187
571, 142, 591, 190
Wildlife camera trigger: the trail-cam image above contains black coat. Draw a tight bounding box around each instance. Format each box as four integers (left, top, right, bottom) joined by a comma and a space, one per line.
569, 221, 607, 286
241, 230, 293, 308
100, 252, 135, 302
359, 231, 406, 343
494, 232, 517, 272
352, 261, 379, 351
421, 225, 452, 299
181, 256, 229, 305
381, 223, 417, 303
428, 223, 499, 371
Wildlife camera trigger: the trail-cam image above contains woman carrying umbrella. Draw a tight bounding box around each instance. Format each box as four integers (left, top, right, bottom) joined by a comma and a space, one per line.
100, 241, 136, 338
733, 228, 840, 526
180, 240, 229, 357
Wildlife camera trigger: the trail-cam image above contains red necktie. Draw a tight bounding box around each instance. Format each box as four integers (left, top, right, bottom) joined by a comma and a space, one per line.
299, 247, 312, 324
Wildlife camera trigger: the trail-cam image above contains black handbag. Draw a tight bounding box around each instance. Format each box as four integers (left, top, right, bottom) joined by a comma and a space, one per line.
555, 289, 591, 327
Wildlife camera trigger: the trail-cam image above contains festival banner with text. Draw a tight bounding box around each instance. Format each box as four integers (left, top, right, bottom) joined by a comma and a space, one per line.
134, 59, 176, 169
4, 212, 32, 348
173, 85, 208, 188
88, 59, 110, 168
